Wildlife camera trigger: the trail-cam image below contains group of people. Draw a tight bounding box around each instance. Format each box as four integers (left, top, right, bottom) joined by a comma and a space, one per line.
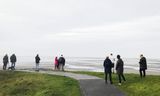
103, 54, 147, 85
34, 54, 66, 71
2, 53, 147, 85
54, 55, 66, 71
3, 54, 17, 70
2, 54, 66, 72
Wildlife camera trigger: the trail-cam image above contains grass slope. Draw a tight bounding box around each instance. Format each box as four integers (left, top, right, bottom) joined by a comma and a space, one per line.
73, 71, 160, 96
0, 71, 81, 96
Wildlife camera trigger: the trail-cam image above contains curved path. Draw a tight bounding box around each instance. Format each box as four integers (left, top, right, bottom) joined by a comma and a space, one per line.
18, 69, 125, 96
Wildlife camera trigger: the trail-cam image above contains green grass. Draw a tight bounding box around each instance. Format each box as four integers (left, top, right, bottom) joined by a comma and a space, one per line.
72, 71, 160, 96
0, 71, 81, 96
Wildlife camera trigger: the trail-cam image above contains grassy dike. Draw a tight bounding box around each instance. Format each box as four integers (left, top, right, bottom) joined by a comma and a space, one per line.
0, 71, 81, 96
72, 71, 160, 96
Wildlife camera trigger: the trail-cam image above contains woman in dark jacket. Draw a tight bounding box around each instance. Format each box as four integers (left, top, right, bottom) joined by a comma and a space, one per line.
116, 55, 126, 85
103, 56, 113, 84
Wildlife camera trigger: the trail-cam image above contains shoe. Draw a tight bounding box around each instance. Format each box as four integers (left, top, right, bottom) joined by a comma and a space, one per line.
118, 83, 122, 86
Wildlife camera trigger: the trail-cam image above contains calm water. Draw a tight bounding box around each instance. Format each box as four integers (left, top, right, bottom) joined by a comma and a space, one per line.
0, 56, 160, 73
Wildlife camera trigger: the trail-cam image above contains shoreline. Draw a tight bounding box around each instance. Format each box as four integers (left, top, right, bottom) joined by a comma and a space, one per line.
1, 66, 159, 76
0, 62, 160, 75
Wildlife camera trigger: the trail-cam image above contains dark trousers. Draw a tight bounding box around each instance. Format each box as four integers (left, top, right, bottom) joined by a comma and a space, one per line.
139, 68, 146, 78
59, 63, 65, 71
3, 63, 7, 70
105, 72, 112, 83
118, 74, 126, 83
11, 62, 15, 68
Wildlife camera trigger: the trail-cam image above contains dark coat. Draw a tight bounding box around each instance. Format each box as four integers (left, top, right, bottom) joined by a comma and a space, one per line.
3, 55, 9, 64
116, 59, 124, 75
35, 55, 40, 63
10, 55, 17, 63
139, 57, 147, 70
58, 57, 65, 65
103, 58, 112, 73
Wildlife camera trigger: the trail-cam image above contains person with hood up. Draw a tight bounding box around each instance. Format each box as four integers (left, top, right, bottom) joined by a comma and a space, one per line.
103, 56, 113, 84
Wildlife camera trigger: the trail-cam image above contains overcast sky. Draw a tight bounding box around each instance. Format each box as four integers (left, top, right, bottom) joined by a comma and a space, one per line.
0, 0, 160, 58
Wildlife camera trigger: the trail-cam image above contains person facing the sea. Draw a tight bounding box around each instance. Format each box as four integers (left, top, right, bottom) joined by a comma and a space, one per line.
139, 54, 147, 78
35, 54, 40, 71
54, 56, 59, 70
10, 54, 17, 70
116, 55, 126, 85
110, 53, 115, 74
103, 56, 113, 84
3, 54, 9, 70
58, 55, 65, 71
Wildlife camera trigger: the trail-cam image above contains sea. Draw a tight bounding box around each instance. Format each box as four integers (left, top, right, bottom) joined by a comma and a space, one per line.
0, 56, 160, 74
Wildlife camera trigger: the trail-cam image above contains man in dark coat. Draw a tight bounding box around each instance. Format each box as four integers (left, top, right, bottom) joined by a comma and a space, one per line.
10, 54, 17, 70
103, 56, 113, 84
116, 55, 126, 85
58, 55, 65, 71
35, 54, 40, 71
3, 54, 9, 70
139, 54, 147, 78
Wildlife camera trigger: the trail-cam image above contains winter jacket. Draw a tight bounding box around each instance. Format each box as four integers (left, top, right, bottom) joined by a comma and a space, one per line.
35, 56, 40, 63
10, 55, 17, 63
58, 57, 65, 65
54, 57, 58, 65
139, 57, 147, 70
103, 58, 112, 73
3, 55, 9, 63
116, 59, 124, 75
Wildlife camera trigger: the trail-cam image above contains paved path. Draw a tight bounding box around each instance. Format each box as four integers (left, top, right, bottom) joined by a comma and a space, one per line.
19, 69, 100, 80
79, 79, 125, 96
18, 69, 125, 96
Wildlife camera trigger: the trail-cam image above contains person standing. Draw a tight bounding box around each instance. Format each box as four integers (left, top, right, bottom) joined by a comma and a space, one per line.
35, 54, 40, 71
116, 55, 126, 85
54, 56, 59, 70
58, 55, 65, 71
103, 56, 113, 84
139, 54, 147, 78
110, 53, 115, 74
3, 54, 9, 70
10, 54, 17, 70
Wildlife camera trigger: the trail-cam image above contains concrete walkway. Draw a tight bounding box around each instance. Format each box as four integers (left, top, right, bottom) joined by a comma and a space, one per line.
19, 69, 100, 80
18, 69, 125, 96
